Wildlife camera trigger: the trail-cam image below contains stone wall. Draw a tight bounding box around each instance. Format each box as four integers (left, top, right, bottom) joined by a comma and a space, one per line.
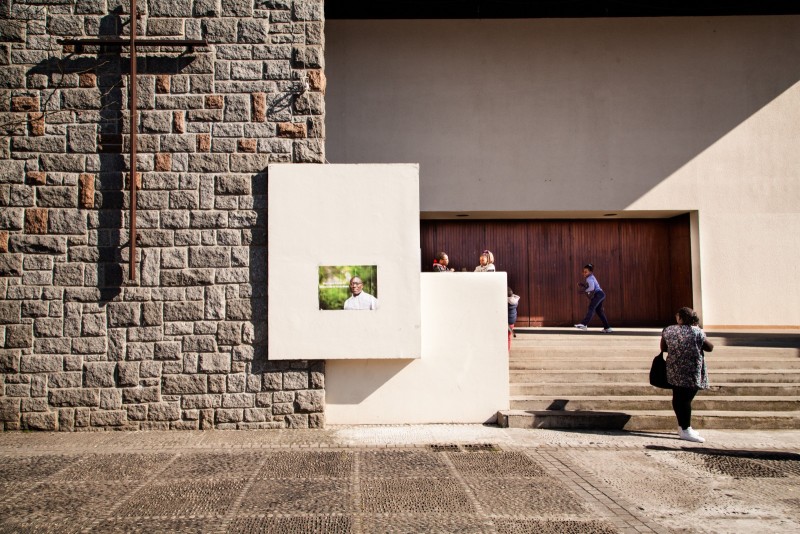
0, 0, 326, 430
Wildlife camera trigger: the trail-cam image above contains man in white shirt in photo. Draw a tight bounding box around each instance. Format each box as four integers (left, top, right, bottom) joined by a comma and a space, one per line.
343, 277, 378, 310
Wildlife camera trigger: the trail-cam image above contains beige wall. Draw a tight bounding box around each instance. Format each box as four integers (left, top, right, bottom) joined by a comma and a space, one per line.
326, 273, 509, 424
325, 17, 800, 327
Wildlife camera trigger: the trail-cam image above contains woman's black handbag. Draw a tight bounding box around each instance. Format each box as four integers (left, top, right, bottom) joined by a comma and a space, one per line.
649, 352, 671, 389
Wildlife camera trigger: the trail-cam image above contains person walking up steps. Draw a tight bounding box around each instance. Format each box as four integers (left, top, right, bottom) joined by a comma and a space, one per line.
575, 263, 613, 333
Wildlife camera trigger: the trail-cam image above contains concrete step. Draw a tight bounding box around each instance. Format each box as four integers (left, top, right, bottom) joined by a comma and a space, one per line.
510, 358, 800, 370
497, 409, 800, 431
511, 382, 800, 397
509, 370, 800, 383
509, 395, 800, 412
509, 346, 800, 359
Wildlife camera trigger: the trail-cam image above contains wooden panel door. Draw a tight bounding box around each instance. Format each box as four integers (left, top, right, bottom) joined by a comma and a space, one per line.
420, 217, 691, 327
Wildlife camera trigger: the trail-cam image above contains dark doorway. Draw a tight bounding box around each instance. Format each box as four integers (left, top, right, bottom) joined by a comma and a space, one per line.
421, 215, 692, 327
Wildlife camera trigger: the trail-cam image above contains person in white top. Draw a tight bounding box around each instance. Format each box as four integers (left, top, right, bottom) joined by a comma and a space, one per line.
343, 276, 378, 310
474, 250, 496, 272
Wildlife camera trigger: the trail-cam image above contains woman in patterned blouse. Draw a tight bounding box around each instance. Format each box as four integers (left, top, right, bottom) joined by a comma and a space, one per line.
660, 307, 715, 443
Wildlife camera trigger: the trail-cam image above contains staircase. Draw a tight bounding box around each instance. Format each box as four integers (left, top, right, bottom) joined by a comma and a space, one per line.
497, 328, 800, 430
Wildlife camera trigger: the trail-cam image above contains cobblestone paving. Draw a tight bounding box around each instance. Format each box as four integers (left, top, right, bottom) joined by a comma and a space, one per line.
0, 427, 798, 533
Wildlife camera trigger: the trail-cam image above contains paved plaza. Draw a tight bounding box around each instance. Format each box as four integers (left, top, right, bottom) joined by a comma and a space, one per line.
1, 425, 799, 533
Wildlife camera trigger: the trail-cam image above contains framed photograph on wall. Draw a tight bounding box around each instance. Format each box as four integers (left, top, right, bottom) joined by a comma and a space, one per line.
319, 265, 378, 310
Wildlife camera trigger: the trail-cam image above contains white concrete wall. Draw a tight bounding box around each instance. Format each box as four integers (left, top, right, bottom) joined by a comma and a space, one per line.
326, 273, 510, 424
267, 164, 421, 359
325, 17, 800, 327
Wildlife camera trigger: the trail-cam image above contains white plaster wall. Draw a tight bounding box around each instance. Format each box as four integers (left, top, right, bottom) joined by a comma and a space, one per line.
267, 164, 421, 359
326, 273, 510, 424
325, 16, 800, 327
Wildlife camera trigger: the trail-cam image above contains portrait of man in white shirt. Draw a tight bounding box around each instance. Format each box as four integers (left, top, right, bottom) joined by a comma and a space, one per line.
343, 276, 379, 310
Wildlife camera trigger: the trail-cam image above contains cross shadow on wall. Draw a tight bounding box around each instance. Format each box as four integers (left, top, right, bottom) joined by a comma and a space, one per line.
28, 7, 197, 304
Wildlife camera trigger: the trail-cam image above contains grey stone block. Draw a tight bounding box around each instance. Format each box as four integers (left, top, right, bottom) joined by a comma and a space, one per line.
67, 124, 97, 153
90, 410, 126, 426
140, 360, 162, 378
284, 413, 309, 429
33, 317, 63, 338
0, 398, 20, 422
295, 389, 324, 413
198, 352, 230, 372
150, 0, 192, 16
283, 371, 308, 390
40, 154, 86, 173
190, 211, 228, 229
126, 342, 154, 361
227, 373, 245, 392
188, 153, 228, 173
262, 372, 282, 391
37, 187, 78, 208
203, 285, 225, 320
48, 388, 100, 407
0, 302, 21, 324
228, 210, 259, 228
48, 371, 82, 389
161, 269, 215, 286
140, 111, 173, 133
9, 235, 67, 254
161, 248, 187, 269
163, 301, 204, 321
238, 19, 268, 44
162, 374, 207, 395
0, 208, 23, 230
81, 313, 106, 336
53, 263, 83, 285
147, 402, 180, 421
100, 389, 123, 410
215, 408, 243, 423
194, 0, 220, 16
222, 392, 254, 408
72, 337, 107, 355
216, 322, 241, 345
0, 254, 22, 276
189, 247, 230, 268
125, 404, 148, 421
223, 299, 249, 321
22, 412, 58, 431
83, 362, 116, 388
0, 159, 25, 185
181, 394, 219, 409
48, 209, 86, 234
5, 324, 33, 349
117, 362, 141, 387
107, 302, 140, 327
202, 18, 238, 43
216, 175, 251, 195
122, 386, 161, 404
47, 15, 84, 36
230, 154, 270, 173
0, 350, 20, 373
20, 355, 63, 373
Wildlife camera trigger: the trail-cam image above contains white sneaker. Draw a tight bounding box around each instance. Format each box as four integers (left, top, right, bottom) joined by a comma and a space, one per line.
602, 328, 614, 333
574, 324, 588, 330
678, 427, 706, 443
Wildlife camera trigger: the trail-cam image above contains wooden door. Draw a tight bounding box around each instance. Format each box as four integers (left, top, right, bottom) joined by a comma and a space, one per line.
420, 215, 692, 327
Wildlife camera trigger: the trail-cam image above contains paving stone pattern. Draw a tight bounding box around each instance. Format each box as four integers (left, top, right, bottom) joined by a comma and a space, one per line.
2, 426, 800, 533
0, 448, 629, 534
0, 1, 326, 431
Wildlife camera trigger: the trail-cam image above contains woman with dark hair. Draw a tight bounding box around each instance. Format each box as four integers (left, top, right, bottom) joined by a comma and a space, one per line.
660, 307, 715, 443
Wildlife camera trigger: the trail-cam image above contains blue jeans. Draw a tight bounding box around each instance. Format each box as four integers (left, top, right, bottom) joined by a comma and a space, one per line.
581, 290, 610, 329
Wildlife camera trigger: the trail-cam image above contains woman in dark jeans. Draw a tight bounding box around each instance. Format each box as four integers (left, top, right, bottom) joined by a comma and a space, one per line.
660, 307, 714, 443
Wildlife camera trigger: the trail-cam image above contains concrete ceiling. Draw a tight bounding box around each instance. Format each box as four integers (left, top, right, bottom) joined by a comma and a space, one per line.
325, 1, 800, 20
